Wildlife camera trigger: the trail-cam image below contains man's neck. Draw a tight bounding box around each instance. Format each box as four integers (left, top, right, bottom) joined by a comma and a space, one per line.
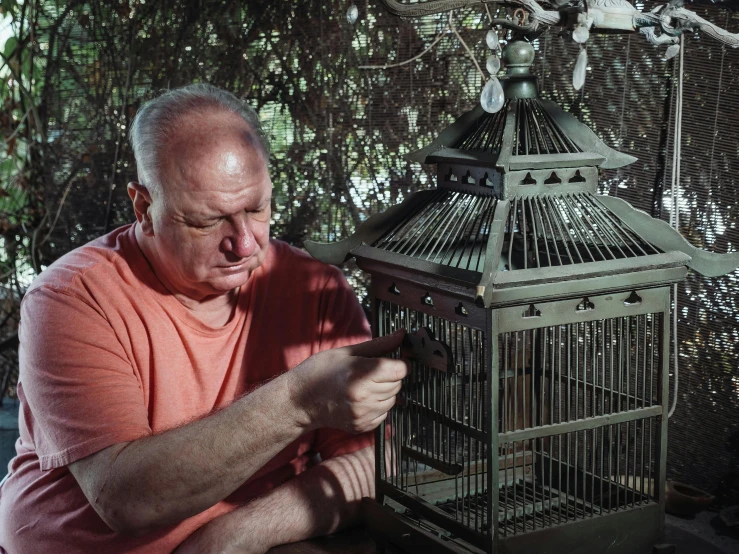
180, 290, 240, 327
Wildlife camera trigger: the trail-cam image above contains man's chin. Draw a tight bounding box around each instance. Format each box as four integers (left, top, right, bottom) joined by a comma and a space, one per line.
207, 261, 259, 291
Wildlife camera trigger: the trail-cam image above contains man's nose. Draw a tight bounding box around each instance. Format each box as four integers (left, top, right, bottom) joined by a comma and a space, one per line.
221, 217, 257, 258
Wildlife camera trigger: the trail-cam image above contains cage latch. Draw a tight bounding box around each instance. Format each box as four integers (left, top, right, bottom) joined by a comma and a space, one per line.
401, 327, 454, 373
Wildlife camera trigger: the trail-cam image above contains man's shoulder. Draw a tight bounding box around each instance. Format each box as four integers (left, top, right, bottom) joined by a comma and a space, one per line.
27, 224, 138, 298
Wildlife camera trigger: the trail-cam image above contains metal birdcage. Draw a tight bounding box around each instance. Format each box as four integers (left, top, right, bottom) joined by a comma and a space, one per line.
307, 40, 739, 554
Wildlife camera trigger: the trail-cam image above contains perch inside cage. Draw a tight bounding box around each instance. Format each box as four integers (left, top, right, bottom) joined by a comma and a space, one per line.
307, 39, 737, 554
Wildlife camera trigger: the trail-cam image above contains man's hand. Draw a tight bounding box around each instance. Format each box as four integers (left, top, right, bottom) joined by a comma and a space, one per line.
287, 330, 408, 434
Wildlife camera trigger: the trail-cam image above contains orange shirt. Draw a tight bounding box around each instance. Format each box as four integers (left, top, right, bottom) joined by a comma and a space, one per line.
0, 224, 372, 553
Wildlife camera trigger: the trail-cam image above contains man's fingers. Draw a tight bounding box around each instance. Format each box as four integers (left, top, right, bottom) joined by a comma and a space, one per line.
375, 379, 403, 395
374, 396, 396, 416
369, 406, 392, 429
367, 358, 409, 383
367, 412, 389, 430
373, 381, 403, 401
344, 329, 406, 358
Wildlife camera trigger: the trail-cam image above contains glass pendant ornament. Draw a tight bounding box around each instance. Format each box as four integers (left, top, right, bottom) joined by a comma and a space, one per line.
486, 55, 501, 75
573, 25, 590, 44
665, 44, 680, 60
573, 47, 588, 91
346, 4, 359, 24
486, 29, 499, 51
481, 77, 505, 113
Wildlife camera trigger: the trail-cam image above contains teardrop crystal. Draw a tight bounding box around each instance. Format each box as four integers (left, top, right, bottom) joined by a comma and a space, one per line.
346, 4, 359, 24
486, 30, 499, 51
481, 77, 505, 113
572, 25, 590, 44
486, 55, 501, 75
573, 48, 588, 91
664, 44, 680, 60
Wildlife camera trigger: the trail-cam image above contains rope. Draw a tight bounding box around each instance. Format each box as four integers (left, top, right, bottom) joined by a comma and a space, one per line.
448, 11, 486, 80
377, 0, 479, 18
358, 23, 450, 70
359, 11, 485, 81
668, 34, 684, 419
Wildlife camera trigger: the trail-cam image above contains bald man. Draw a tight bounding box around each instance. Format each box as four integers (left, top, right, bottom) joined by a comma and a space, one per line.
0, 84, 407, 554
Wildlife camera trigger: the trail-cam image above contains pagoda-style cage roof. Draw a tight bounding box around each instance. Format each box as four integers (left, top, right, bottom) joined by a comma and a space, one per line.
306, 41, 739, 307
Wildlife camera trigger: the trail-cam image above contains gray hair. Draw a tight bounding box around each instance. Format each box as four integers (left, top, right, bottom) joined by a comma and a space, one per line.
128, 83, 270, 193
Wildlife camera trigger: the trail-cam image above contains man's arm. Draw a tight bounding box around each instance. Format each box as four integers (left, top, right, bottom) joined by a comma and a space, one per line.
174, 445, 376, 554
69, 373, 304, 535
68, 331, 406, 536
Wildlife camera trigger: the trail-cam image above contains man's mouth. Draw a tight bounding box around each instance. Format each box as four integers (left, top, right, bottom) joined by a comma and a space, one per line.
218, 259, 250, 270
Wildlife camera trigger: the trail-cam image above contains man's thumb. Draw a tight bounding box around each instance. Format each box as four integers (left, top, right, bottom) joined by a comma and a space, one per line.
345, 329, 406, 358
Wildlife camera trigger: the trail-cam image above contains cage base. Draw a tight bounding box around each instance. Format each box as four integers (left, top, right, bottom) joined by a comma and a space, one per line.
363, 497, 667, 554
363, 497, 485, 554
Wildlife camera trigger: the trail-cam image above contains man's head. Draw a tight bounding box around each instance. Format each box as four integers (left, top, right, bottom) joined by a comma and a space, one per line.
127, 84, 272, 302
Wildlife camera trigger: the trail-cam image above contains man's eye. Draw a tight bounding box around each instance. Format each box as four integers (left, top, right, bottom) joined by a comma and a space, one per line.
196, 221, 220, 230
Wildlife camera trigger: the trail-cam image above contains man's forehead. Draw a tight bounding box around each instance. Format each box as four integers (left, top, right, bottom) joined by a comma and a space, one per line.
191, 181, 271, 206
162, 165, 271, 200
154, 139, 270, 213
159, 112, 266, 175
220, 151, 241, 174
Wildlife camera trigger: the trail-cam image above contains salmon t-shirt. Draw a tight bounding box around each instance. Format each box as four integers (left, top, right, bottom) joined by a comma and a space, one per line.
0, 224, 373, 553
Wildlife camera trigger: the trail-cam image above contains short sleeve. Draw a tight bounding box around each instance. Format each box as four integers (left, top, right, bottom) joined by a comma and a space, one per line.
19, 287, 152, 470
312, 267, 375, 460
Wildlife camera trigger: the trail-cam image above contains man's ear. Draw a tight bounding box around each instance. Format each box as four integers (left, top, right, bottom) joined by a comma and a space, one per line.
127, 182, 155, 236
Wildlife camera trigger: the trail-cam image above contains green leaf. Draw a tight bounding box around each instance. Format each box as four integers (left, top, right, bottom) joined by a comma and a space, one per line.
0, 0, 17, 20
2, 36, 17, 59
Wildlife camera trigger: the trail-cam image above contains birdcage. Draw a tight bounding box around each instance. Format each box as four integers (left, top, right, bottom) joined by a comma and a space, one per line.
306, 40, 734, 554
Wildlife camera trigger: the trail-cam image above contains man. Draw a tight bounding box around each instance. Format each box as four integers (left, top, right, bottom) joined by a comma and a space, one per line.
0, 84, 407, 553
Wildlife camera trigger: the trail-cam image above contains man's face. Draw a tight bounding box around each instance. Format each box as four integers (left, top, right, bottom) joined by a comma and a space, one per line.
136, 110, 272, 301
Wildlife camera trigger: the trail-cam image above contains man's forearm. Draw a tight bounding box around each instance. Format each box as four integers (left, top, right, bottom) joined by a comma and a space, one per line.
71, 333, 406, 537
76, 374, 309, 534
186, 446, 375, 553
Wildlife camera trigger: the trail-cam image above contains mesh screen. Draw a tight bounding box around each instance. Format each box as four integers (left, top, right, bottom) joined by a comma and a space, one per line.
0, 0, 736, 502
